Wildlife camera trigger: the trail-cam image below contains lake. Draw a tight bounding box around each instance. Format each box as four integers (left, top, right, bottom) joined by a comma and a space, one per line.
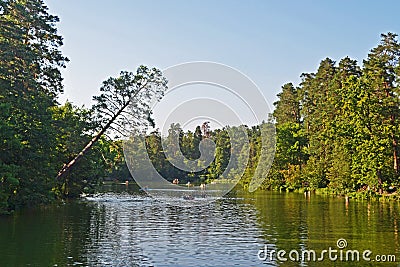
0, 185, 399, 266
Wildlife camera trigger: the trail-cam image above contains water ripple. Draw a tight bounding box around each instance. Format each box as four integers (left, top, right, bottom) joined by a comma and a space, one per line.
82, 193, 265, 267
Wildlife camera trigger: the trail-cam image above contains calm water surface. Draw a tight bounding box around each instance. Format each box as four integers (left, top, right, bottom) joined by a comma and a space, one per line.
1, 186, 399, 266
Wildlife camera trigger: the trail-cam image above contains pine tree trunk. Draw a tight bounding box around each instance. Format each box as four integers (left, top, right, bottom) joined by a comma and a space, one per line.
55, 85, 145, 181
392, 132, 399, 173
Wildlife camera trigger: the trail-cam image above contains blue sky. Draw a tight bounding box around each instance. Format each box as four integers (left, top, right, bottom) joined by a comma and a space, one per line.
46, 0, 400, 127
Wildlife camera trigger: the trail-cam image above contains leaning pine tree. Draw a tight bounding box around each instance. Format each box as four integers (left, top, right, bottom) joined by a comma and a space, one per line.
56, 66, 168, 181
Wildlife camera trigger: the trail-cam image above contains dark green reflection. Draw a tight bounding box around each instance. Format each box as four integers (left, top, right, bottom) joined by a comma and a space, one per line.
244, 191, 400, 266
0, 201, 93, 266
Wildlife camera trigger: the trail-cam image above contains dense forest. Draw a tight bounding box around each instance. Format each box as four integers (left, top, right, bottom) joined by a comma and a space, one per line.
1, 0, 400, 215
269, 32, 400, 196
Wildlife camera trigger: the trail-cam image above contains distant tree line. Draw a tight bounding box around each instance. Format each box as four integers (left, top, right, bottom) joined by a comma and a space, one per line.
127, 122, 271, 188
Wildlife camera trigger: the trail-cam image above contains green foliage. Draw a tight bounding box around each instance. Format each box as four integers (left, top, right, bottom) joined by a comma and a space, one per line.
92, 67, 167, 138
0, 0, 68, 213
51, 102, 106, 198
266, 32, 400, 195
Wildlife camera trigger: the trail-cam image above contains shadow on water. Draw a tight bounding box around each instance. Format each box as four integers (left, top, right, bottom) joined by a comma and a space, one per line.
0, 200, 94, 266
0, 185, 399, 266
